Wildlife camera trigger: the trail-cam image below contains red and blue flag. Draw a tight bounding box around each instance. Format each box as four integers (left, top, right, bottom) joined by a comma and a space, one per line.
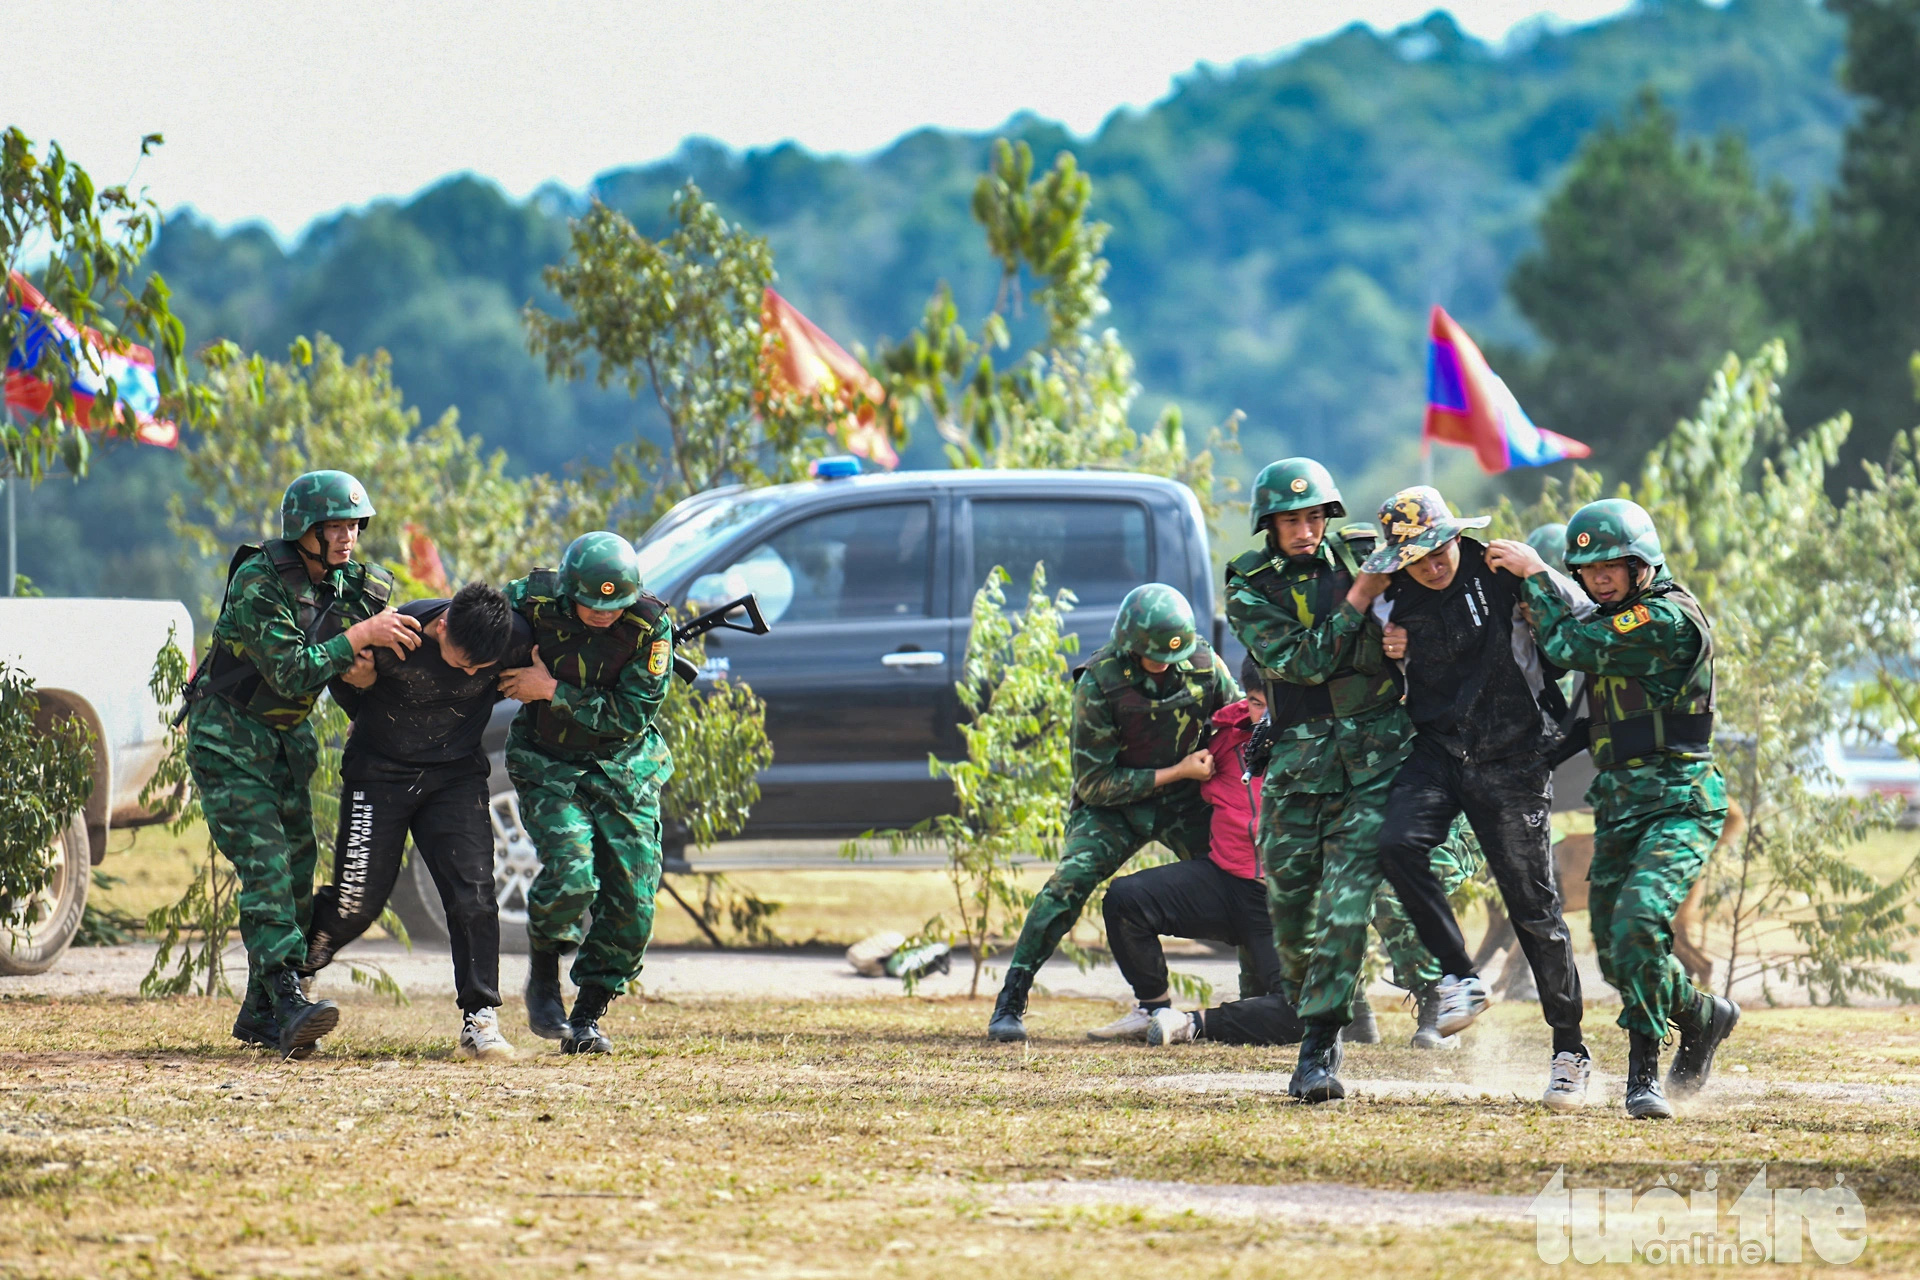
1423, 305, 1584, 473
4, 271, 175, 448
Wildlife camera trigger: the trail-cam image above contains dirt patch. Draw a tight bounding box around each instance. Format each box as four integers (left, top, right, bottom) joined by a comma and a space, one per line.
982, 1176, 1533, 1226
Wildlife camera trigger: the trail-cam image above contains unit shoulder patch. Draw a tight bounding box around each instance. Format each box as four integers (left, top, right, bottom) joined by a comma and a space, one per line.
647, 638, 671, 676
1611, 604, 1653, 634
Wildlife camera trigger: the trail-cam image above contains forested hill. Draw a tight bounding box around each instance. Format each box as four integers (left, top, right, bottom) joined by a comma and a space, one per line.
24, 0, 1848, 595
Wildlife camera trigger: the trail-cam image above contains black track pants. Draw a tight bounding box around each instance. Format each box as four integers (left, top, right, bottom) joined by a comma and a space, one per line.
305, 770, 502, 1012
1376, 736, 1585, 1033
1103, 857, 1306, 1046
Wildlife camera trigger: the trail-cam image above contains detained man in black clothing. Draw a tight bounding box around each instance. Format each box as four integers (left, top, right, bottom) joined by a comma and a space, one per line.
1350, 486, 1593, 1113
302, 581, 530, 1060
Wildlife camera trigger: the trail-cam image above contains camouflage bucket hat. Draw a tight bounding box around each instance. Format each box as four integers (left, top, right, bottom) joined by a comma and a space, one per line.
1359, 485, 1491, 574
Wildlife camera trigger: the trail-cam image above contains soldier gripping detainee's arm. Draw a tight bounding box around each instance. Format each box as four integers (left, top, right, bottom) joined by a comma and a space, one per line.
1223, 458, 1456, 1104
984, 583, 1240, 1043
300, 581, 531, 1062
1352, 484, 1593, 1113
183, 470, 422, 1058
498, 531, 675, 1057
1487, 499, 1740, 1122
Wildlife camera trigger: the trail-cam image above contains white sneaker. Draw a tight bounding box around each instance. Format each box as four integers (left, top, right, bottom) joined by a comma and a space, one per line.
1087, 1006, 1156, 1041
1147, 1008, 1198, 1046
1543, 1051, 1592, 1113
1433, 974, 1490, 1036
457, 1008, 516, 1061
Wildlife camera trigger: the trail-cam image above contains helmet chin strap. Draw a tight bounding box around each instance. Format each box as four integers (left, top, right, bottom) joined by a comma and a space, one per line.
294, 532, 344, 574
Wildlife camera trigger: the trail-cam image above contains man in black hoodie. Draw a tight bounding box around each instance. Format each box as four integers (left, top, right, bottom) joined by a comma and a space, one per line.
1350, 485, 1592, 1112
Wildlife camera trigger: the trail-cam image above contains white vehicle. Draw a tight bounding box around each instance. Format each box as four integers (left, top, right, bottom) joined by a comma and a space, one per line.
1822, 729, 1920, 826
0, 598, 192, 973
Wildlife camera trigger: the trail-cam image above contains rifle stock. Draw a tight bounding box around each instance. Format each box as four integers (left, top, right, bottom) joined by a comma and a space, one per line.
671, 593, 771, 685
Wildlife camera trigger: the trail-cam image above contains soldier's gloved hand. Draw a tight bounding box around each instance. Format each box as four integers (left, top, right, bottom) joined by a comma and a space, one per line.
347, 607, 421, 659
497, 645, 559, 703
341, 649, 378, 689
1382, 622, 1408, 661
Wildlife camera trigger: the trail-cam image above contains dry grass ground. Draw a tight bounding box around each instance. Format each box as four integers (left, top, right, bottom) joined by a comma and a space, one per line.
1, 995, 1917, 1279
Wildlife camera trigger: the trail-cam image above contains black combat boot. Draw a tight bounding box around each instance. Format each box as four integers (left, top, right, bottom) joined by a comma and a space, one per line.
232, 965, 274, 1048
1624, 1030, 1674, 1120
1409, 985, 1457, 1051
561, 983, 615, 1055
987, 966, 1035, 1042
267, 966, 339, 1057
1289, 1020, 1346, 1103
1341, 994, 1380, 1044
1667, 991, 1740, 1098
525, 947, 569, 1041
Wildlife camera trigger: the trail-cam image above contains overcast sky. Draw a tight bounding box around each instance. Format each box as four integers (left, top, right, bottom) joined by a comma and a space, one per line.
4, 1, 1634, 242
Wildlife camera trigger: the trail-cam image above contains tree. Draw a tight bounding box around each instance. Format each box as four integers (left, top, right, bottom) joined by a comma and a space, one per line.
526, 183, 847, 528
170, 334, 588, 599
874, 141, 1238, 538
1, 129, 207, 481
0, 662, 93, 941
1779, 0, 1920, 479
1504, 89, 1792, 480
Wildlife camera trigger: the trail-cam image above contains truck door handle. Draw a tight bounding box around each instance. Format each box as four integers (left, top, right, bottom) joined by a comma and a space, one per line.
881, 650, 947, 668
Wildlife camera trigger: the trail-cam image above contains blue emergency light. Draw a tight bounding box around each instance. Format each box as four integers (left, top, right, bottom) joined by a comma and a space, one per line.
810, 455, 862, 480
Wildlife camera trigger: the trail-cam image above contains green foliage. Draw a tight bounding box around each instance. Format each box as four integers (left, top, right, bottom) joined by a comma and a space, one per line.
75, 869, 140, 947
1504, 89, 1794, 479
138, 626, 239, 998
170, 334, 587, 605
1, 128, 209, 482
858, 564, 1078, 996
656, 637, 775, 850
0, 661, 94, 941
1777, 0, 1920, 479
875, 140, 1239, 539
527, 183, 839, 527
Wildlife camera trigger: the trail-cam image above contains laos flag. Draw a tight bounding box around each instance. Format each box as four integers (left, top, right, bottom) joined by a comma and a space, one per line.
1423, 305, 1586, 473
4, 271, 175, 448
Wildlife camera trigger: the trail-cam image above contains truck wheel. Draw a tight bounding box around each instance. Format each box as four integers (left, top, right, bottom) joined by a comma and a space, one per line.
0, 814, 90, 977
386, 790, 539, 954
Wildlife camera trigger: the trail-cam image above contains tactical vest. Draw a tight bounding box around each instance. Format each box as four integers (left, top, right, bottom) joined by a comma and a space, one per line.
205, 540, 394, 730
1228, 535, 1400, 729
1586, 580, 1716, 769
1084, 642, 1220, 770
518, 569, 669, 756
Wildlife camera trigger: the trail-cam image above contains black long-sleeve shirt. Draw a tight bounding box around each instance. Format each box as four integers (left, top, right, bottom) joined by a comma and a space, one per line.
328, 598, 533, 782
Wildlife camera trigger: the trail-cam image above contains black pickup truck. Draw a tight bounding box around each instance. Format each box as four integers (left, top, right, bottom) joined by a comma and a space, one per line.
390, 467, 1229, 948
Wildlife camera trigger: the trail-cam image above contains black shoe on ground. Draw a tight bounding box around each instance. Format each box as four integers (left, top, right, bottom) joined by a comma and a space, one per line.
1289, 1022, 1346, 1103
1624, 1030, 1674, 1120
1341, 996, 1380, 1045
235, 967, 319, 1059
987, 966, 1035, 1042
562, 983, 615, 1055
268, 967, 339, 1058
1409, 985, 1459, 1051
525, 948, 569, 1041
1667, 992, 1740, 1098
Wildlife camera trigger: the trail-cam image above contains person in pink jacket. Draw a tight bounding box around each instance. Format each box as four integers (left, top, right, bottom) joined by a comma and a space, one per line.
1092, 655, 1378, 1046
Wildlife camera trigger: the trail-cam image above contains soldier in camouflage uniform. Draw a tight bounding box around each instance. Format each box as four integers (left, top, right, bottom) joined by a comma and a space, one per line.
1226, 460, 1456, 1101
1490, 500, 1739, 1119
184, 470, 421, 1056
500, 531, 675, 1055
986, 584, 1240, 1042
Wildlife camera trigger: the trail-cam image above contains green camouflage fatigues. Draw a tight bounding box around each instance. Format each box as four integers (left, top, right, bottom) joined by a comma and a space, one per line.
1005, 640, 1240, 973
185, 542, 391, 974
1525, 572, 1725, 1038
506, 573, 675, 993
1228, 536, 1441, 1024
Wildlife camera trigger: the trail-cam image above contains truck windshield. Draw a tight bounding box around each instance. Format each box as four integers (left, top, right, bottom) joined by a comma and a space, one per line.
634, 495, 778, 591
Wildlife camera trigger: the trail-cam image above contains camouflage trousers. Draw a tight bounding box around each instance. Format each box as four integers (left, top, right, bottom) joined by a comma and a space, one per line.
1588, 760, 1727, 1038
1262, 770, 1466, 1025
1006, 787, 1213, 974
507, 729, 673, 994
184, 696, 320, 974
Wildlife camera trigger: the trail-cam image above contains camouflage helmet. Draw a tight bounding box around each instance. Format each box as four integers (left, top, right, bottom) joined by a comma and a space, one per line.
281, 470, 374, 541
560, 531, 643, 610
1336, 522, 1379, 557
1360, 485, 1491, 574
1249, 457, 1345, 533
1564, 499, 1665, 570
1113, 583, 1198, 664
1525, 522, 1570, 575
